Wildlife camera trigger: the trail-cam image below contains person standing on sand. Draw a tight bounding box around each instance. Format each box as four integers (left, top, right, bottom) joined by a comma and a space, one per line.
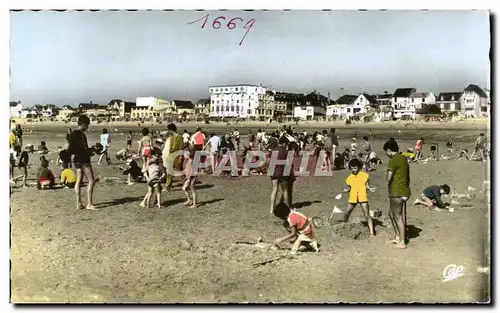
68, 115, 98, 211
98, 128, 111, 165
384, 138, 411, 249
162, 123, 183, 192
327, 128, 339, 168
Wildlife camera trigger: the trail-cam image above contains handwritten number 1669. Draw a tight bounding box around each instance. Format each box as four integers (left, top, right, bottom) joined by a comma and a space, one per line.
187, 13, 255, 46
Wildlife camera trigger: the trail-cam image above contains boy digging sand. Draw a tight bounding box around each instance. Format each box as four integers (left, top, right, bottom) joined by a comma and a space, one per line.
342, 159, 376, 236
273, 202, 319, 255
414, 184, 451, 210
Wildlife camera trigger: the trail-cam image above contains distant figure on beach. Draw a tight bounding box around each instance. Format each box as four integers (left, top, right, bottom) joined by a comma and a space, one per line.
125, 131, 133, 150
98, 128, 112, 165
68, 115, 98, 211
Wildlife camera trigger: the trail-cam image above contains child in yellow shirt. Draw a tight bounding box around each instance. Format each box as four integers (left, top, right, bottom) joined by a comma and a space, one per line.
342, 158, 376, 236
60, 165, 77, 188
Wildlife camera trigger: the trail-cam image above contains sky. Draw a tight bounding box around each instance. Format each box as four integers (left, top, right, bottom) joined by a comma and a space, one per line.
10, 10, 490, 106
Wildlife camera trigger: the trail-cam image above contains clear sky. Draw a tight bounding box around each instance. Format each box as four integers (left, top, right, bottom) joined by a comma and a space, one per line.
10, 10, 490, 106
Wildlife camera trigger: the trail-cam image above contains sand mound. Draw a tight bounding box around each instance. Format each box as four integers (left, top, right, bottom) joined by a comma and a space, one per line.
331, 221, 371, 240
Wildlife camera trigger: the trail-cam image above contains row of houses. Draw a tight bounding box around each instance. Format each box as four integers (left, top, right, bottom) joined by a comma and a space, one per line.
10, 83, 489, 121
203, 83, 490, 120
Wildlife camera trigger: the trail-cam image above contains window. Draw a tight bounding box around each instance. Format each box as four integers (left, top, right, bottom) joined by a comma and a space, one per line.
231, 106, 234, 112
216, 106, 220, 112
235, 105, 239, 112
216, 88, 219, 92
411, 98, 414, 103
235, 87, 238, 91
225, 88, 228, 91
236, 100, 239, 103
247, 109, 251, 114
481, 107, 487, 112
225, 106, 229, 111
226, 100, 229, 104
211, 100, 214, 104
212, 107, 215, 112
422, 98, 425, 103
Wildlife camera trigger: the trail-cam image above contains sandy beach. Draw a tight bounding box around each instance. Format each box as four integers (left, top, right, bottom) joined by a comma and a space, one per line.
10, 123, 490, 303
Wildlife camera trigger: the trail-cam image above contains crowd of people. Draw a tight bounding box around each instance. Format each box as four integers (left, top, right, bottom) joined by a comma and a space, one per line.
9, 115, 489, 253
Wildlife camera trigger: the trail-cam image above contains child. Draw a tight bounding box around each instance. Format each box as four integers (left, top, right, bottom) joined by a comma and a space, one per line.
37, 141, 49, 155
182, 148, 198, 208
458, 148, 470, 160
60, 165, 77, 188
414, 184, 451, 210
273, 202, 319, 255
415, 137, 424, 160
18, 147, 29, 188
469, 133, 487, 162
98, 128, 112, 165
350, 138, 358, 158
402, 149, 416, 163
140, 154, 164, 208
446, 139, 453, 155
429, 144, 437, 160
138, 128, 153, 171
37, 157, 55, 190
57, 143, 72, 169
342, 159, 376, 236
126, 131, 133, 150
342, 148, 351, 168
122, 159, 144, 185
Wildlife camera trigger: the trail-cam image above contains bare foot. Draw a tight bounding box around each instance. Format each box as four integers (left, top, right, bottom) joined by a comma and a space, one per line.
188, 204, 197, 209
157, 203, 161, 208
388, 237, 400, 244
184, 201, 193, 206
392, 242, 407, 249
140, 202, 146, 208
77, 204, 85, 210
85, 205, 99, 211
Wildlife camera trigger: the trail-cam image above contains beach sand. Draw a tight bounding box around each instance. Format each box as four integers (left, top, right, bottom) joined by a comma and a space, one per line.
10, 123, 490, 303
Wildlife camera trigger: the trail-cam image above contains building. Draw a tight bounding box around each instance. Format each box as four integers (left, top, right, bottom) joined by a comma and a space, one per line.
272, 91, 304, 117
328, 94, 376, 118
85, 105, 108, 117
392, 88, 417, 119
132, 97, 175, 119
209, 84, 267, 118
172, 100, 195, 117
255, 91, 275, 120
410, 91, 436, 111
292, 91, 330, 120
436, 92, 462, 112
460, 84, 489, 117
376, 92, 393, 106
119, 101, 136, 118
10, 101, 23, 118
57, 106, 75, 120
195, 99, 210, 116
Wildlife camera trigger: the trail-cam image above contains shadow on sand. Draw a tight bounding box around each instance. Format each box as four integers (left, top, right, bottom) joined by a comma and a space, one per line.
97, 196, 145, 208
198, 198, 224, 207
406, 224, 422, 240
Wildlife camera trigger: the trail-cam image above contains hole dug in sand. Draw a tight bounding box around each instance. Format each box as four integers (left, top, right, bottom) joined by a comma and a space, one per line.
331, 221, 371, 240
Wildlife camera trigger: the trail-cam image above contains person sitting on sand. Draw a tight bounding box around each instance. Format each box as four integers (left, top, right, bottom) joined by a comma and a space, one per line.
414, 184, 451, 210
37, 141, 49, 155
37, 157, 56, 190
272, 202, 319, 255
57, 143, 72, 169
140, 154, 164, 208
341, 159, 376, 236
458, 148, 470, 160
122, 159, 144, 185
401, 149, 416, 163
429, 144, 438, 160
182, 146, 198, 208
60, 164, 77, 189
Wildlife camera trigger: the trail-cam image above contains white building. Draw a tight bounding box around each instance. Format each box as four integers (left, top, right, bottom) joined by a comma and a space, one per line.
409, 91, 436, 110
392, 88, 417, 119
329, 94, 377, 118
209, 84, 267, 118
10, 102, 23, 118
460, 84, 489, 117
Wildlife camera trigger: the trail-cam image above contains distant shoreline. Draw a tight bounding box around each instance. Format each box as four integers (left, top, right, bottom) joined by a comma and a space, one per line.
11, 118, 490, 132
